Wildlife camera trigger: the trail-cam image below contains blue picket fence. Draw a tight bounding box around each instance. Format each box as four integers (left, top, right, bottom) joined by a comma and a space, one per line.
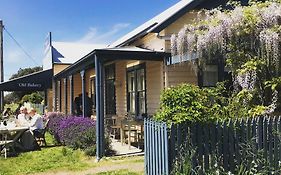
144, 116, 281, 174
144, 119, 169, 175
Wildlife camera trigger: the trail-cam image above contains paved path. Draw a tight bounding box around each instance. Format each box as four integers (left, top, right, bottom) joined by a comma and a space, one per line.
32, 162, 144, 175
111, 138, 143, 155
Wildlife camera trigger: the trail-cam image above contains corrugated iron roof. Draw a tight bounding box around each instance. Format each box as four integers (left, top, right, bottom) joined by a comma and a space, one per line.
109, 0, 202, 48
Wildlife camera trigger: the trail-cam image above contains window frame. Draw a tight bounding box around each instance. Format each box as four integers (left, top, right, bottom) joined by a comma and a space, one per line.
90, 76, 96, 112
126, 63, 147, 118
198, 58, 226, 88
105, 64, 116, 115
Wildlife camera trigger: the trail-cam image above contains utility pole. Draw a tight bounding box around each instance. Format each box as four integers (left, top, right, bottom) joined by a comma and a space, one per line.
0, 20, 4, 111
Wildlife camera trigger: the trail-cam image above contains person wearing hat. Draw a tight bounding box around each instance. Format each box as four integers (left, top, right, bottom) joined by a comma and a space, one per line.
16, 106, 30, 127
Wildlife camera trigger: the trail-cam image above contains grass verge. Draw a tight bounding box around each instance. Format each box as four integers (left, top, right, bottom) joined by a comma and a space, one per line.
0, 132, 144, 175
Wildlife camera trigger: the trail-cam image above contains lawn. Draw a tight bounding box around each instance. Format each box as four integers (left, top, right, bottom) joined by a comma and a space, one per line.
0, 133, 144, 175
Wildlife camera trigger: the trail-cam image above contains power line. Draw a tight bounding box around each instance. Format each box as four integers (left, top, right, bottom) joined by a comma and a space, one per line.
3, 27, 39, 65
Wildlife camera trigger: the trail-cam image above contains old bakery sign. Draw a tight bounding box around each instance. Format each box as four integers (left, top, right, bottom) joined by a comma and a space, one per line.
18, 83, 42, 88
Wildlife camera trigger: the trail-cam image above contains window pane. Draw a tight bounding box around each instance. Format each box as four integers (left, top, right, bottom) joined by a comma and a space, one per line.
138, 91, 146, 115
129, 92, 135, 114
128, 71, 135, 92
105, 64, 116, 115
127, 66, 146, 117
203, 65, 218, 87
91, 78, 96, 108
137, 69, 145, 91
106, 80, 116, 114
105, 65, 115, 79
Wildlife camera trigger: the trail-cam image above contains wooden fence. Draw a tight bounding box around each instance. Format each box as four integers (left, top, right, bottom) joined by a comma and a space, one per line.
144, 116, 281, 174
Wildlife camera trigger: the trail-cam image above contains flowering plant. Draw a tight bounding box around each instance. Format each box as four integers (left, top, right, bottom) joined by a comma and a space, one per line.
170, 1, 281, 116
57, 116, 96, 149
46, 114, 111, 156
46, 112, 65, 142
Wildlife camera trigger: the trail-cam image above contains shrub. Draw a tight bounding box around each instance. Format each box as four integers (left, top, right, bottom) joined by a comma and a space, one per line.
154, 83, 227, 124
84, 146, 96, 156
4, 103, 19, 114
172, 139, 280, 174
58, 116, 96, 149
46, 112, 65, 143
154, 82, 270, 124
47, 114, 112, 156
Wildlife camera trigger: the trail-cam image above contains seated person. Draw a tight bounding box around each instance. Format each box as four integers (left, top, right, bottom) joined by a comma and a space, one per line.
16, 106, 30, 127
28, 108, 44, 132
19, 108, 43, 151
2, 107, 11, 119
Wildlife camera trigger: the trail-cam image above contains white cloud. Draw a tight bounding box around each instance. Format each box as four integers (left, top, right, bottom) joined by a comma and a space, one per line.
78, 27, 98, 44
77, 23, 130, 44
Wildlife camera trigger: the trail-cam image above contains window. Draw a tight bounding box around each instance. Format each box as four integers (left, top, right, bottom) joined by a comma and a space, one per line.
105, 64, 116, 115
202, 65, 218, 87
199, 58, 232, 88
90, 77, 96, 112
127, 64, 146, 118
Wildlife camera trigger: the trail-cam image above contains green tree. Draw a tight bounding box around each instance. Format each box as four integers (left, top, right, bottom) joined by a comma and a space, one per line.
20, 92, 43, 104
9, 66, 43, 80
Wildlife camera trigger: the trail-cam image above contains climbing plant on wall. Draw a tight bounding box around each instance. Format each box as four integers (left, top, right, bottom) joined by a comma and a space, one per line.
171, 1, 281, 115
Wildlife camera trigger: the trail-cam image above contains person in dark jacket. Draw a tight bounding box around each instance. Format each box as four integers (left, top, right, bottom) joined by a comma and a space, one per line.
84, 93, 93, 117
74, 94, 82, 116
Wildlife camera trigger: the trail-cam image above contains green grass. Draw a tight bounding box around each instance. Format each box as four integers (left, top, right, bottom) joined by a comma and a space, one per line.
44, 131, 57, 145
0, 147, 91, 175
0, 132, 144, 175
0, 147, 144, 175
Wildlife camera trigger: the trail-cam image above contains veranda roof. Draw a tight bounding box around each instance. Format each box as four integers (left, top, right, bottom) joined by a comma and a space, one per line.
54, 46, 170, 79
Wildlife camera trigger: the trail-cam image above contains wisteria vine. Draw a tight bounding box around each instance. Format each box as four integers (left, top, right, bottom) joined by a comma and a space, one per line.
171, 1, 281, 114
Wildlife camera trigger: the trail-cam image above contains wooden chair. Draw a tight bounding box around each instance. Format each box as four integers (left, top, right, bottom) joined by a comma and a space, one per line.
0, 129, 14, 159
110, 116, 122, 139
121, 120, 143, 149
122, 124, 138, 145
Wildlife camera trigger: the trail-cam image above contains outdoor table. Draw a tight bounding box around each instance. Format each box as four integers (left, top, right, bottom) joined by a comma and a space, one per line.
0, 126, 29, 153
120, 119, 143, 149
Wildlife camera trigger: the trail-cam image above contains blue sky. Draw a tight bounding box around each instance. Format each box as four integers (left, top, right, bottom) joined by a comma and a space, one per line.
0, 0, 179, 81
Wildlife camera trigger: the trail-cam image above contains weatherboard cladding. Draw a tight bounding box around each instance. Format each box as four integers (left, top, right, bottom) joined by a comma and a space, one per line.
146, 61, 163, 115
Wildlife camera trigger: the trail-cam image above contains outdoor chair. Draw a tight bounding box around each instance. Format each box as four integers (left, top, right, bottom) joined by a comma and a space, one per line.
34, 119, 48, 146
110, 115, 122, 139
122, 124, 138, 144
0, 129, 14, 159
33, 129, 47, 146
137, 131, 144, 149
